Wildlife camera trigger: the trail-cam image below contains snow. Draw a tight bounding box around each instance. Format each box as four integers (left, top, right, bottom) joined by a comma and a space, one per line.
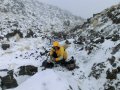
12, 69, 70, 90
0, 33, 119, 90
0, 1, 120, 90
0, 38, 117, 90
0, 28, 119, 90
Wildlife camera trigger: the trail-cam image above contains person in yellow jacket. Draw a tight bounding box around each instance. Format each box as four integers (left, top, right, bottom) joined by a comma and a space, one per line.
49, 41, 68, 66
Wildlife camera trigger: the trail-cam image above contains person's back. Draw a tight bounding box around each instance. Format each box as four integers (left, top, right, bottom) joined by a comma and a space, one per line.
49, 41, 67, 65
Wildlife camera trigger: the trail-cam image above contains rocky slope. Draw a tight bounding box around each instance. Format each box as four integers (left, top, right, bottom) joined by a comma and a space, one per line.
66, 3, 120, 90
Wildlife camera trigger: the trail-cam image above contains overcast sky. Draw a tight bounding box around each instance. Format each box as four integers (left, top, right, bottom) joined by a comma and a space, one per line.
39, 0, 120, 18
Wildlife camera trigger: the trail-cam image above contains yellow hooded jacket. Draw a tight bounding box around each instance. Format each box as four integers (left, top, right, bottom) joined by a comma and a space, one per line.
50, 46, 67, 62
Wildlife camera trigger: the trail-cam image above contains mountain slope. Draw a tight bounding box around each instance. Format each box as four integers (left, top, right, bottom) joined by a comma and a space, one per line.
66, 3, 120, 90
0, 0, 84, 37
0, 2, 120, 90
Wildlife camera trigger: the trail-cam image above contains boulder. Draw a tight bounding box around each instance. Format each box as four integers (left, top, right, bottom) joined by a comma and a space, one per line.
18, 65, 38, 76
108, 56, 116, 65
111, 43, 120, 54
94, 36, 104, 44
106, 69, 118, 80
1, 44, 10, 50
0, 71, 18, 89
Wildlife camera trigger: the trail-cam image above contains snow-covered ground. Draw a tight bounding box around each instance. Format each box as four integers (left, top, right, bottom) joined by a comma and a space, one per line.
0, 36, 119, 90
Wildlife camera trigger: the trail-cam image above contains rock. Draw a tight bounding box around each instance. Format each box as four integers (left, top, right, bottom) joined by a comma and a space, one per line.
89, 62, 106, 79
73, 40, 84, 45
94, 36, 104, 44
1, 44, 10, 50
117, 67, 120, 73
105, 85, 115, 90
115, 82, 120, 89
108, 56, 116, 65
25, 29, 34, 38
0, 36, 4, 40
65, 40, 71, 44
107, 6, 120, 24
112, 63, 117, 67
5, 30, 23, 40
0, 70, 18, 89
85, 45, 94, 55
106, 36, 112, 40
111, 43, 120, 54
106, 69, 118, 80
18, 65, 38, 76
111, 34, 119, 41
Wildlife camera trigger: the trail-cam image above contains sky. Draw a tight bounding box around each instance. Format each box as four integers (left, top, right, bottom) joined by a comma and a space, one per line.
39, 0, 120, 18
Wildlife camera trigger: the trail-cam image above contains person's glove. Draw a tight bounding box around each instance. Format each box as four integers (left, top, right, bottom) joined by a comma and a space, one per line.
53, 58, 56, 62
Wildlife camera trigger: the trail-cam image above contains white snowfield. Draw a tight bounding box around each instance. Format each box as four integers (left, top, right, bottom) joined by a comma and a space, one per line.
13, 69, 70, 90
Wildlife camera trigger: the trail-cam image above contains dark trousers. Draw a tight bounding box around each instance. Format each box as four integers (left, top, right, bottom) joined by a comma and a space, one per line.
55, 59, 67, 66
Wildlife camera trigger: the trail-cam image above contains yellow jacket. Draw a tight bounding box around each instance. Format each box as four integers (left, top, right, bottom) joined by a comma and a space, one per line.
50, 46, 67, 61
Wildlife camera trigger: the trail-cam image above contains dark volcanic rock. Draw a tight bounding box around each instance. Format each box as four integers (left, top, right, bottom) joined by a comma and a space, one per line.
104, 85, 115, 90
106, 69, 118, 80
1, 44, 10, 50
89, 62, 106, 79
94, 36, 105, 44
0, 70, 18, 89
108, 56, 116, 65
18, 65, 38, 76
111, 43, 120, 54
5, 30, 23, 40
117, 66, 120, 73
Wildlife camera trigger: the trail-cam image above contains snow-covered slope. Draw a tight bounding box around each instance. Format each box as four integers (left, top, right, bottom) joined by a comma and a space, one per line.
0, 2, 120, 90
0, 0, 83, 37
13, 69, 76, 90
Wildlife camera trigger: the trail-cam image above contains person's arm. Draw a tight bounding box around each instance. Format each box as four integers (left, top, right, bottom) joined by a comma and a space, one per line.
55, 47, 64, 61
